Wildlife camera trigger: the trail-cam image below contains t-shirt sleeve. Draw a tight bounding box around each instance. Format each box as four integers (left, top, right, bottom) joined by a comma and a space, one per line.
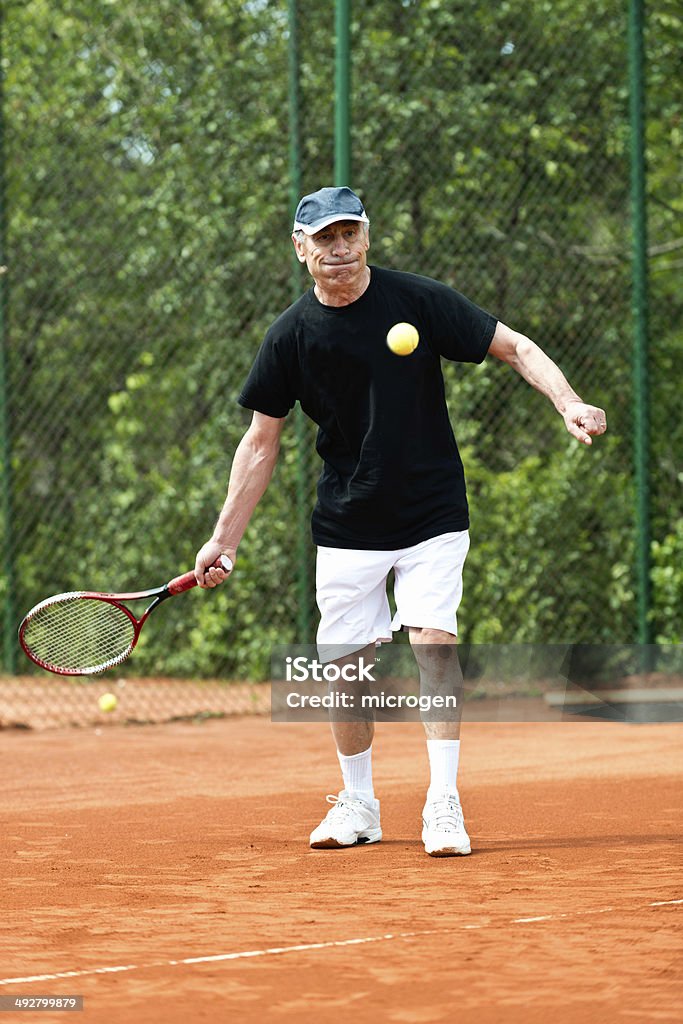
238, 326, 299, 418
423, 279, 497, 364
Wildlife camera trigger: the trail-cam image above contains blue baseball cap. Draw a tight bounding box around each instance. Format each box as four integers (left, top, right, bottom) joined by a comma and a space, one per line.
293, 186, 369, 235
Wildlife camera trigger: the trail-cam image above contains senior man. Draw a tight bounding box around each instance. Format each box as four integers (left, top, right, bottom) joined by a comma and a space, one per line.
194, 186, 606, 856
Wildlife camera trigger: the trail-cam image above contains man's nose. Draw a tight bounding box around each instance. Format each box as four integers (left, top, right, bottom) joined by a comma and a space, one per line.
330, 232, 349, 254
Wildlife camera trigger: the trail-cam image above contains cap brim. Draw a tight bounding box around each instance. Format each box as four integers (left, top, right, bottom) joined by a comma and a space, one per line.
293, 213, 369, 235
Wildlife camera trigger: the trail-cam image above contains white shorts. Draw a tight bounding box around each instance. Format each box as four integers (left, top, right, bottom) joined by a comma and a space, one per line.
316, 530, 470, 659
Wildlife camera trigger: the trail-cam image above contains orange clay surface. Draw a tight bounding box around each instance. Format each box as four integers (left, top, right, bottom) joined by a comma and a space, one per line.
1, 716, 681, 1023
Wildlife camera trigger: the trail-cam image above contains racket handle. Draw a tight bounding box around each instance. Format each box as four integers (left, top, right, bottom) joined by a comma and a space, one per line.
168, 554, 233, 596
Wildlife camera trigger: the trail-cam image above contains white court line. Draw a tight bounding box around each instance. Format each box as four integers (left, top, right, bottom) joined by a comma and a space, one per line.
1, 898, 680, 987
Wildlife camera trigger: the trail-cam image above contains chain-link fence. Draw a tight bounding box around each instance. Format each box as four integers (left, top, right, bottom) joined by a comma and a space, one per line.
1, 0, 680, 727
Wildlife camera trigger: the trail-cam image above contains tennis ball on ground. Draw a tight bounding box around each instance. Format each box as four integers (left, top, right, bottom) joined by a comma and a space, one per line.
386, 322, 419, 356
98, 692, 118, 713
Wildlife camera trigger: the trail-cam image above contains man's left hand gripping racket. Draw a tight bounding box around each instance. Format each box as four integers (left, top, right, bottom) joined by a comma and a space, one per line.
18, 555, 233, 676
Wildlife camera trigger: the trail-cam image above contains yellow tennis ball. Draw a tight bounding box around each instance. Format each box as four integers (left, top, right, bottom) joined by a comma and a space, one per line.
387, 322, 419, 356
98, 692, 118, 713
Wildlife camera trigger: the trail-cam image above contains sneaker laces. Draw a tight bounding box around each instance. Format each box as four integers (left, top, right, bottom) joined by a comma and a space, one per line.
427, 795, 464, 832
322, 793, 367, 823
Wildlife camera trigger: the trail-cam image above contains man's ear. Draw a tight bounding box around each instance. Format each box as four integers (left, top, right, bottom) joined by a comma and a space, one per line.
292, 234, 307, 263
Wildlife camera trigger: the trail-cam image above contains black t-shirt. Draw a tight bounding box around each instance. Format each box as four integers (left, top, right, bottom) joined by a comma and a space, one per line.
238, 266, 497, 549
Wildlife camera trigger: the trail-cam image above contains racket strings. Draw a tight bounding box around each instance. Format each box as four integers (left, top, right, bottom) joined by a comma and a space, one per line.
21, 595, 137, 673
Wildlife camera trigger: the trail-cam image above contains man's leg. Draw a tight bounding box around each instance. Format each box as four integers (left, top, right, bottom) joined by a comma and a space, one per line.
309, 644, 381, 848
329, 643, 376, 755
409, 627, 470, 856
391, 531, 471, 855
311, 545, 392, 849
329, 642, 376, 805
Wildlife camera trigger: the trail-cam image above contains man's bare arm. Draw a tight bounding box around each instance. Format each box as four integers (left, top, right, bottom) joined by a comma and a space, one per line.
488, 321, 607, 445
194, 411, 286, 587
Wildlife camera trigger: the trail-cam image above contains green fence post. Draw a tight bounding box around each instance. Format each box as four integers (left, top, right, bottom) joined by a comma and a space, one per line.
288, 0, 312, 642
0, 8, 17, 674
335, 0, 351, 186
627, 0, 652, 650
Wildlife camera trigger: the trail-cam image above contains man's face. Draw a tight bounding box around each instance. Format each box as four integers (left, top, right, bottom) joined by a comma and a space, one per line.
292, 220, 370, 289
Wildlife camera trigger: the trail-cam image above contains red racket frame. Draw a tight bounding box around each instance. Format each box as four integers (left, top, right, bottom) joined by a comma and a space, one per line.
18, 557, 231, 676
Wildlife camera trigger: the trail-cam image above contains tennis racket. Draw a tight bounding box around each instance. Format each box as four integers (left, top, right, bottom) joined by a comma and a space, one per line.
18, 555, 233, 676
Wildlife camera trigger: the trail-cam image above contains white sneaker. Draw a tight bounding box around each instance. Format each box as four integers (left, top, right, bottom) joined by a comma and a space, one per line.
422, 792, 471, 857
310, 791, 382, 849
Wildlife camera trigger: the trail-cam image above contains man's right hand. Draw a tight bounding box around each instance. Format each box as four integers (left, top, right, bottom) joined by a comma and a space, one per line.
194, 540, 236, 589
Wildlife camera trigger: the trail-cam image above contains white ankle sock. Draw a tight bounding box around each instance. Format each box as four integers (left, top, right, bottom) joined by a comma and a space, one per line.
426, 739, 460, 800
337, 745, 374, 802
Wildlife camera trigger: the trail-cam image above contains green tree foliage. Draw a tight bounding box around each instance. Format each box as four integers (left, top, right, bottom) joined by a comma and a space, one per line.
3, 0, 680, 676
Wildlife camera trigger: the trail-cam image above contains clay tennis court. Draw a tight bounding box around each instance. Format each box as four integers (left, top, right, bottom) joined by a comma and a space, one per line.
2, 714, 681, 1023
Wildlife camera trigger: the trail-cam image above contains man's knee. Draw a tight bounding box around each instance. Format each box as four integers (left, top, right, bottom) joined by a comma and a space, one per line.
409, 626, 457, 647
